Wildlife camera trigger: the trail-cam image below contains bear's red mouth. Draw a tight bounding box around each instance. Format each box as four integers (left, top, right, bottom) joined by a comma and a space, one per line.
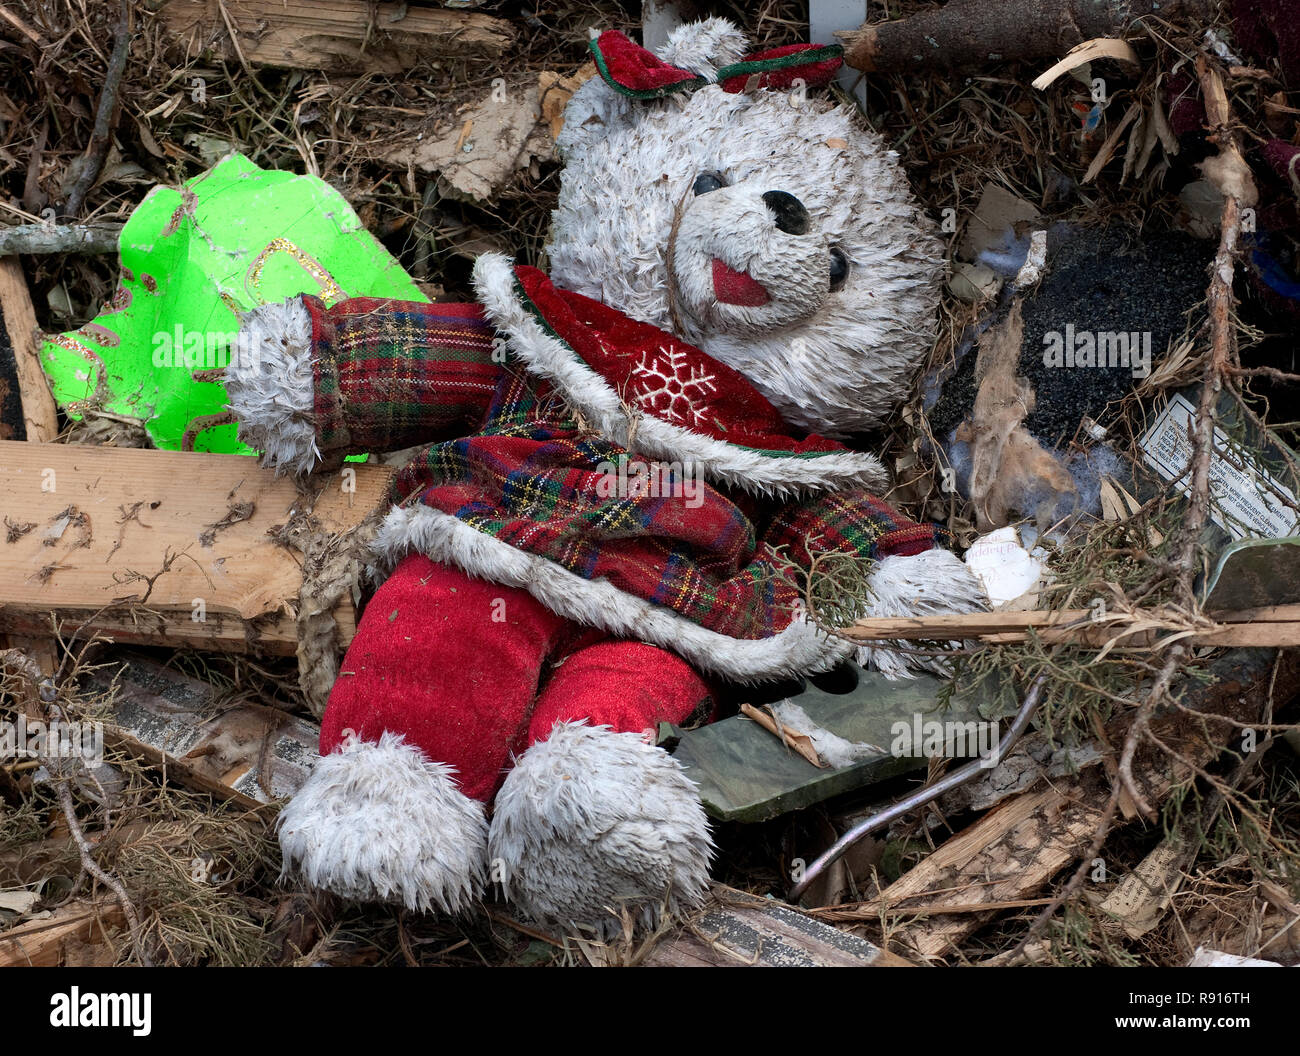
712, 258, 770, 307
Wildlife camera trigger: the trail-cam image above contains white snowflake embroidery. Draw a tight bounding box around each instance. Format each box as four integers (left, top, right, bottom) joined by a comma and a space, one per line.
631, 346, 718, 427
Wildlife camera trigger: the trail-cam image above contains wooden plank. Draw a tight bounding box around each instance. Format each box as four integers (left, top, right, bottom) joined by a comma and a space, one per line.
643, 884, 912, 967
842, 604, 1300, 648
0, 900, 126, 967
0, 441, 390, 654
0, 258, 58, 443
83, 652, 320, 806
153, 0, 517, 74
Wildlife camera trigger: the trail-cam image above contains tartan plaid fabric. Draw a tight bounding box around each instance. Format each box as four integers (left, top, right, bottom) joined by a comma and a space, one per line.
767, 491, 948, 567
299, 287, 945, 642
303, 296, 501, 455
387, 362, 942, 643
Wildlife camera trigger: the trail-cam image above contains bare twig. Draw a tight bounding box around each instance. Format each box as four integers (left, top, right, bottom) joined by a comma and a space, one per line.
52, 778, 151, 966
788, 675, 1046, 901
63, 0, 132, 218
0, 222, 121, 255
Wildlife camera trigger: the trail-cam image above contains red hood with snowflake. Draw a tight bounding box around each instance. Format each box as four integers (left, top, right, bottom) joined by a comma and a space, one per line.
514, 266, 837, 452
471, 257, 888, 496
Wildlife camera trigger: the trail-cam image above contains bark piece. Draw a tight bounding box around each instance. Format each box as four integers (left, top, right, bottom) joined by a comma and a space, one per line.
0, 223, 121, 256
383, 68, 593, 203
840, 0, 1217, 74
0, 259, 58, 443
154, 0, 517, 74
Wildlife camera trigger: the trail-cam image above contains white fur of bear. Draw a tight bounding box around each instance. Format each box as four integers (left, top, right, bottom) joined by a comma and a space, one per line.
547, 17, 944, 438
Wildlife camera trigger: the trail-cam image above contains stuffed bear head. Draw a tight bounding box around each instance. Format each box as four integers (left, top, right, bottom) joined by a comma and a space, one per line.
547, 17, 943, 439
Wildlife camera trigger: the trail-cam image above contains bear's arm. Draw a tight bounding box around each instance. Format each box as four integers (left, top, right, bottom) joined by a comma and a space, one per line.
764, 488, 987, 678
227, 294, 504, 474
764, 487, 951, 574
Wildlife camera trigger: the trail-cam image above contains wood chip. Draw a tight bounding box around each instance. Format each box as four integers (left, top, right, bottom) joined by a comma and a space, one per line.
739, 702, 825, 768
1032, 38, 1140, 92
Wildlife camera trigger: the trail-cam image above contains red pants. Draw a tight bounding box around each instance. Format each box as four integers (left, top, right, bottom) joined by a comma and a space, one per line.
321, 554, 715, 802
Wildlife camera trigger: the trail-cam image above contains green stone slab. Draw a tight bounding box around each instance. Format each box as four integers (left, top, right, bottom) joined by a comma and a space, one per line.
1203, 536, 1300, 610
673, 667, 986, 823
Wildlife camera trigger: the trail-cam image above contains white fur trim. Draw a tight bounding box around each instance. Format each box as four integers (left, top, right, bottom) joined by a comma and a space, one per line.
370, 503, 850, 683
224, 298, 320, 474
489, 721, 713, 938
472, 253, 887, 498
857, 549, 990, 679
278, 732, 488, 914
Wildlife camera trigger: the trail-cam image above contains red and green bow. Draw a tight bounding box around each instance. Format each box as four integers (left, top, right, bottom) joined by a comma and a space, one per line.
589, 30, 843, 100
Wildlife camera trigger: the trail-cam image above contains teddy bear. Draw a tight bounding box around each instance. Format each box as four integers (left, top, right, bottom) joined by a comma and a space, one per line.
223, 17, 988, 937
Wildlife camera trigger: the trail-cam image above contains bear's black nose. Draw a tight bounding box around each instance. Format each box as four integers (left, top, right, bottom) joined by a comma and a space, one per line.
761, 191, 809, 235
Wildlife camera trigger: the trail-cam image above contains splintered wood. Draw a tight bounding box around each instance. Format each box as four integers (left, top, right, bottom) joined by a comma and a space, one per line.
843, 604, 1300, 649
642, 885, 913, 967
0, 442, 390, 653
813, 651, 1300, 961
154, 0, 517, 75
0, 899, 126, 967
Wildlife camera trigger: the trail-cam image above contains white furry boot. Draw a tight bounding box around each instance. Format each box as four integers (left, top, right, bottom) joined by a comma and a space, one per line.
278, 732, 489, 914
488, 722, 713, 938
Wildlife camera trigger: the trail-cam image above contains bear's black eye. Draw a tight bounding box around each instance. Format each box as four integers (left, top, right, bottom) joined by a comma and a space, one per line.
692, 172, 726, 196
829, 247, 850, 291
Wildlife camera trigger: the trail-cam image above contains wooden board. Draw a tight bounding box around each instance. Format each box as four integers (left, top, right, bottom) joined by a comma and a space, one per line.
674, 665, 987, 823
154, 0, 517, 74
0, 259, 58, 443
643, 884, 911, 967
84, 652, 320, 807
843, 604, 1300, 648
0, 441, 391, 654
0, 900, 126, 967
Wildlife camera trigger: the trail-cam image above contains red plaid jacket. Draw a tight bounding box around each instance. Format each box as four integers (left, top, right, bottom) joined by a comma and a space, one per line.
292, 256, 944, 679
